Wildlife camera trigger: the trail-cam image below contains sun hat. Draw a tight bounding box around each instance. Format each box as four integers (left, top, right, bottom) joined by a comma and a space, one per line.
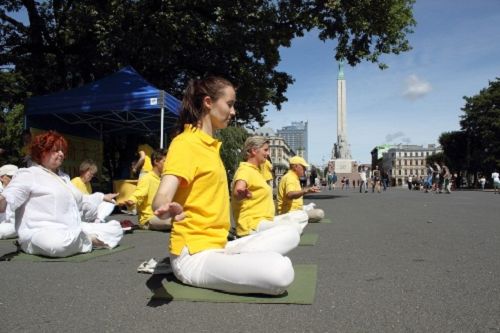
0, 164, 18, 177
289, 156, 309, 168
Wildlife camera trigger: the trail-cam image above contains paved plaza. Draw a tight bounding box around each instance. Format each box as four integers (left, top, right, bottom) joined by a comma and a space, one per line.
1, 188, 499, 332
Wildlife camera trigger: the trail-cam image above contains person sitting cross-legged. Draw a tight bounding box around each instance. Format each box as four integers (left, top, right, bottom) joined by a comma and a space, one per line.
232, 136, 308, 238
71, 159, 116, 223
153, 76, 300, 295
0, 164, 18, 239
277, 156, 325, 223
0, 131, 123, 258
120, 149, 171, 231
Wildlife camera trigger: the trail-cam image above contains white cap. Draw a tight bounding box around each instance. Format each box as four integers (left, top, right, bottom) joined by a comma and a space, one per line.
0, 164, 18, 177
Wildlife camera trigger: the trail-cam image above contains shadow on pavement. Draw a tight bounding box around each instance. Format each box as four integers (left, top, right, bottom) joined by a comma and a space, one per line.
305, 194, 345, 200
146, 274, 173, 306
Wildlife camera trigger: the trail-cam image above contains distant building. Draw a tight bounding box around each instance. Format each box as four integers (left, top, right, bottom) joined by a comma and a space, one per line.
370, 144, 394, 167
276, 121, 308, 161
380, 144, 442, 186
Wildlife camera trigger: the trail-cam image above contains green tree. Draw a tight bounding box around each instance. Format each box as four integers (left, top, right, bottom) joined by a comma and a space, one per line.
0, 104, 25, 165
459, 78, 500, 172
1, 0, 416, 124
425, 151, 444, 166
215, 126, 249, 183
438, 131, 468, 172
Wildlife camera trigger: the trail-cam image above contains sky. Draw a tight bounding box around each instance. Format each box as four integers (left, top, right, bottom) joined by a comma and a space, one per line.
262, 0, 500, 166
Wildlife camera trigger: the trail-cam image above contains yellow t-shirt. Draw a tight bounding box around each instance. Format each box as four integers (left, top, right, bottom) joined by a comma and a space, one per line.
163, 125, 230, 255
71, 176, 92, 195
231, 162, 275, 236
277, 170, 303, 214
128, 171, 160, 225
138, 144, 153, 173
259, 159, 273, 182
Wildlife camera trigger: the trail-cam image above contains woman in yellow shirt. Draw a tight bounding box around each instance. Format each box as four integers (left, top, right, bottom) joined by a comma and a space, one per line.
153, 77, 299, 295
232, 136, 308, 237
71, 159, 116, 223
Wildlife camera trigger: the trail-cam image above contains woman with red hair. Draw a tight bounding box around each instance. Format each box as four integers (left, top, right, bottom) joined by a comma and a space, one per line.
0, 131, 123, 257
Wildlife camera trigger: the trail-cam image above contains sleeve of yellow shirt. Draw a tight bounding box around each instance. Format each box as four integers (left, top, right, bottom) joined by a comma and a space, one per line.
128, 176, 149, 206
285, 175, 301, 193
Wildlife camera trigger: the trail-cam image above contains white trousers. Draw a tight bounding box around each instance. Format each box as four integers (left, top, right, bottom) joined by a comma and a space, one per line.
303, 203, 325, 223
0, 223, 16, 239
22, 221, 123, 258
171, 225, 300, 295
256, 210, 309, 234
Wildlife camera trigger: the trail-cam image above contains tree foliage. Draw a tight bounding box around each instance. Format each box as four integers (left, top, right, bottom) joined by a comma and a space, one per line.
1, 0, 416, 123
459, 78, 500, 171
438, 78, 500, 175
0, 103, 25, 165
215, 126, 249, 182
1, 0, 416, 172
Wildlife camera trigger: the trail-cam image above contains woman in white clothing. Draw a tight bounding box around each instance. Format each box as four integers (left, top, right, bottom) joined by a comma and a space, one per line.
0, 131, 123, 257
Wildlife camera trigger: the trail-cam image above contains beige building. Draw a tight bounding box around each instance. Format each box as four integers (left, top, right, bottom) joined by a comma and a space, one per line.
381, 144, 442, 186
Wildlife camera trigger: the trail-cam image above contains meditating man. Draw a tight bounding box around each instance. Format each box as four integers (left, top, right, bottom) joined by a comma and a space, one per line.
277, 156, 325, 223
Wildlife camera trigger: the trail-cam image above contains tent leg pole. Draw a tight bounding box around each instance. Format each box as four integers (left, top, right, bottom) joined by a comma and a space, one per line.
160, 107, 164, 148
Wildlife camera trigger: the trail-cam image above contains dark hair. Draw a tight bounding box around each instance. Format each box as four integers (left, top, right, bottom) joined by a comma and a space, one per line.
174, 76, 234, 137
31, 131, 68, 164
151, 148, 167, 163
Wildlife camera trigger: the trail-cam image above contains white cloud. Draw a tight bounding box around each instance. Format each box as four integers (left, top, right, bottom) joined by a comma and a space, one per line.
403, 74, 432, 100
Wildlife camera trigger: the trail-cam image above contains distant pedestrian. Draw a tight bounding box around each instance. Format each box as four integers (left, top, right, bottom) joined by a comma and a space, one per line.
491, 170, 499, 194
408, 174, 413, 190
359, 167, 368, 193
479, 175, 486, 191
372, 166, 381, 193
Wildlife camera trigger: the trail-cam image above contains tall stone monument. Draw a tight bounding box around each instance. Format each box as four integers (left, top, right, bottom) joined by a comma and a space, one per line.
331, 60, 355, 175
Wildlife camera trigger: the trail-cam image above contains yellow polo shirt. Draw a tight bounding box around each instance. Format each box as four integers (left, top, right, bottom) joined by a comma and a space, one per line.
127, 171, 160, 225
138, 144, 153, 173
259, 159, 273, 182
71, 176, 92, 195
277, 170, 303, 214
232, 162, 275, 236
163, 125, 230, 255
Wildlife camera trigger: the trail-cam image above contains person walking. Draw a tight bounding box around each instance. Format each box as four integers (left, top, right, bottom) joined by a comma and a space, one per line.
492, 170, 500, 194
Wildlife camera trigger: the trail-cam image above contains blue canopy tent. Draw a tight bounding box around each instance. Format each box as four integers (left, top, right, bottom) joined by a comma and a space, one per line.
25, 66, 181, 148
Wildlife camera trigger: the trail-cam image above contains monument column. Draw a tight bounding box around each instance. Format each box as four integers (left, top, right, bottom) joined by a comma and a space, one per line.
336, 60, 352, 160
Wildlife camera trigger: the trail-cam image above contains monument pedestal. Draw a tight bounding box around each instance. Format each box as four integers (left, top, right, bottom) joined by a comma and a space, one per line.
329, 159, 359, 183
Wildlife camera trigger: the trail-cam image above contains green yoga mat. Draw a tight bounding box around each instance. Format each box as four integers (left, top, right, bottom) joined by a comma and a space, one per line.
5, 244, 134, 262
0, 238, 17, 243
152, 264, 317, 304
299, 233, 318, 246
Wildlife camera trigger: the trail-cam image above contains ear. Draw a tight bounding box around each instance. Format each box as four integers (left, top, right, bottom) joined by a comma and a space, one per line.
202, 95, 212, 111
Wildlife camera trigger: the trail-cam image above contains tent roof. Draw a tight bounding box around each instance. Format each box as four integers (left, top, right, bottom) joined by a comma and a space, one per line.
24, 66, 181, 137
26, 66, 180, 116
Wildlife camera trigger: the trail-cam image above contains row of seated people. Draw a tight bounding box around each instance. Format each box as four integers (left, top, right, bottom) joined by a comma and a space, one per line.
0, 75, 324, 297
